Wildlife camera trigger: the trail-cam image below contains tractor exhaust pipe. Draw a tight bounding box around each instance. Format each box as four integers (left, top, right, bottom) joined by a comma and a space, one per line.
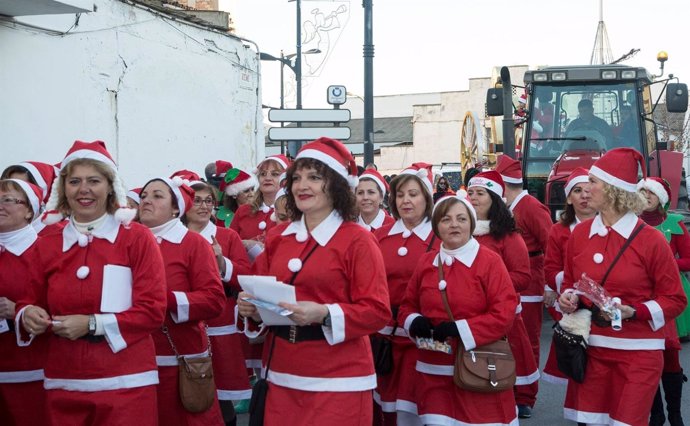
501, 66, 516, 159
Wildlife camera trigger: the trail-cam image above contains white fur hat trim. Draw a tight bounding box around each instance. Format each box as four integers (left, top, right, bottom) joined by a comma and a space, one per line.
288, 258, 302, 272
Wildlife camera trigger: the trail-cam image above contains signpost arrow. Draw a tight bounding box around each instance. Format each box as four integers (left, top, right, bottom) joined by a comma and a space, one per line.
268, 127, 351, 141
268, 109, 351, 123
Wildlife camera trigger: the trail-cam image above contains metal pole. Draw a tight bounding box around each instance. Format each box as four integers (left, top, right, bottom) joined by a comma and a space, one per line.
287, 0, 303, 158
363, 0, 374, 167
280, 50, 285, 155
500, 66, 516, 159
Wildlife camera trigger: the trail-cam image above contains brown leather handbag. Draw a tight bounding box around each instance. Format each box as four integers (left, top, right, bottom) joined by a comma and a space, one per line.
163, 324, 216, 413
438, 257, 516, 393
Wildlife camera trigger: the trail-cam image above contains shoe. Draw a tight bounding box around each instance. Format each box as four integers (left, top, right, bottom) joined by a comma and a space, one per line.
517, 404, 532, 419
649, 386, 666, 426
233, 398, 250, 414
662, 371, 686, 426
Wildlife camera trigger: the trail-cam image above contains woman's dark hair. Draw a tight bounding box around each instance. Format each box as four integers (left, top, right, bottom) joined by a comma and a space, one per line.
558, 203, 577, 227
463, 168, 481, 187
223, 193, 240, 212
1, 165, 37, 185
388, 174, 433, 221
486, 190, 516, 239
181, 182, 217, 225
141, 178, 179, 215
284, 158, 357, 222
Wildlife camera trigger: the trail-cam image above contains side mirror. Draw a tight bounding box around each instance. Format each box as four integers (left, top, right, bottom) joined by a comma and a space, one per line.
486, 88, 504, 116
666, 83, 688, 113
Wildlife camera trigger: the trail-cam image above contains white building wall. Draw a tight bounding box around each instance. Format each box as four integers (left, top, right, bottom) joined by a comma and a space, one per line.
0, 0, 263, 187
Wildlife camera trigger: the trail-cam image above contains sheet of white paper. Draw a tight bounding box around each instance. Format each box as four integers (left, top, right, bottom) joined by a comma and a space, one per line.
100, 265, 133, 313
238, 275, 296, 325
0, 319, 9, 334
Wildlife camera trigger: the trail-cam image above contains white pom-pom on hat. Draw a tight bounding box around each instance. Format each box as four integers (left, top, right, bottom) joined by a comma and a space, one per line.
398, 247, 408, 256
114, 207, 137, 226
288, 258, 302, 272
41, 210, 64, 225
171, 175, 184, 187
593, 253, 604, 264
438, 280, 447, 291
76, 266, 90, 279
258, 221, 267, 230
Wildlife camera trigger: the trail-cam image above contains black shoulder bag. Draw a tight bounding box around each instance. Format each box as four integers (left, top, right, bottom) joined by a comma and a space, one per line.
249, 242, 319, 426
553, 223, 645, 383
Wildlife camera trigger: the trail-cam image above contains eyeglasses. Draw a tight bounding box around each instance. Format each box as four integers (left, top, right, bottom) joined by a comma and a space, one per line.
193, 197, 215, 206
0, 197, 28, 206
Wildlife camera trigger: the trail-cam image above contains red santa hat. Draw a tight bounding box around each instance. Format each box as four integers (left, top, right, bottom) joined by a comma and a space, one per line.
468, 170, 505, 198
8, 179, 43, 217
433, 189, 477, 222
564, 167, 590, 197
16, 161, 58, 204
495, 155, 523, 184
224, 167, 258, 197
637, 177, 671, 209
518, 93, 527, 104
149, 177, 196, 215
126, 188, 142, 205
255, 154, 291, 174
42, 140, 136, 226
296, 137, 359, 188
212, 160, 233, 192
399, 162, 434, 195
359, 168, 389, 195
590, 147, 646, 193
170, 169, 203, 186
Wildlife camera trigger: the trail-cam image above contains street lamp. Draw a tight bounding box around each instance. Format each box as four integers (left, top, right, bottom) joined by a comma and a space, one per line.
260, 48, 321, 156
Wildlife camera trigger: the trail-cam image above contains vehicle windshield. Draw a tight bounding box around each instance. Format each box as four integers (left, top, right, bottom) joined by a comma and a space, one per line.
524, 82, 642, 177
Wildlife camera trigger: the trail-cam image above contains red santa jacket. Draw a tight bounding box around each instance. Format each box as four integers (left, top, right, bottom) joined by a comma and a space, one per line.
151, 220, 225, 365
230, 203, 276, 241
0, 225, 47, 383
374, 218, 440, 336
399, 240, 518, 375
562, 213, 687, 350
253, 211, 390, 392
544, 221, 578, 294
510, 191, 552, 299
474, 230, 531, 295
15, 216, 167, 392
197, 222, 251, 330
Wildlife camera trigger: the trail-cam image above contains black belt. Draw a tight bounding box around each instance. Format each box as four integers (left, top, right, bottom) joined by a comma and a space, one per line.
80, 335, 105, 343
528, 250, 544, 257
272, 325, 325, 343
391, 305, 399, 321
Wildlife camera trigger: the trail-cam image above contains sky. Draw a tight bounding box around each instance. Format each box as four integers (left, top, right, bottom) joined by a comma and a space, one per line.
221, 0, 690, 112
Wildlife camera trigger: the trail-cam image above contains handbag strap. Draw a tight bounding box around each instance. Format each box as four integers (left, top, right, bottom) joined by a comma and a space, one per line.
162, 323, 213, 359
437, 256, 455, 322
600, 223, 645, 286
426, 235, 437, 252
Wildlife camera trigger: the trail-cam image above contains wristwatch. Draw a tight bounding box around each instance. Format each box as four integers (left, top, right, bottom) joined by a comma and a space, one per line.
88, 315, 97, 336
322, 311, 332, 328
629, 307, 637, 321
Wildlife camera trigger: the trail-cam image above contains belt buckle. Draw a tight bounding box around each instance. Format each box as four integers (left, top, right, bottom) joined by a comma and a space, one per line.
289, 325, 297, 343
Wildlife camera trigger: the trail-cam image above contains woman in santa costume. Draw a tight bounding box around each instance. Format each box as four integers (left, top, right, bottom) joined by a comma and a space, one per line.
0, 179, 48, 424
638, 177, 689, 426
399, 194, 519, 426
139, 176, 226, 426
356, 168, 394, 231
182, 181, 252, 426
2, 161, 65, 236
558, 148, 687, 426
237, 137, 390, 426
17, 140, 167, 425
542, 167, 596, 386
466, 171, 540, 418
372, 162, 439, 426
217, 164, 257, 228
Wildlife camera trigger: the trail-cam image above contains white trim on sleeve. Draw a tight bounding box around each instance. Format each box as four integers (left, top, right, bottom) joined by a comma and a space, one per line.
377, 325, 409, 337
44, 370, 159, 392
455, 319, 476, 351
170, 291, 190, 323
515, 369, 540, 385
322, 303, 345, 345
643, 300, 665, 331
14, 306, 34, 347
221, 257, 233, 282
555, 271, 564, 293
402, 313, 421, 333
100, 313, 127, 353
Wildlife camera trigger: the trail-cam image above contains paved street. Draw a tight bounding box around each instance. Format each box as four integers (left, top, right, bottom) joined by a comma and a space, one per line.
238, 312, 690, 425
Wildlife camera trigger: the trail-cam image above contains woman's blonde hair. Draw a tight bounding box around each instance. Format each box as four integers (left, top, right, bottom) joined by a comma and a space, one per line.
57, 158, 118, 216
602, 181, 647, 215
0, 179, 35, 221
250, 159, 285, 214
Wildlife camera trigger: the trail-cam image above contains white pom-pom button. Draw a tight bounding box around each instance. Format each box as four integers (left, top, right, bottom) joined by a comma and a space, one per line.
156, 236, 163, 244
444, 256, 453, 266
258, 221, 267, 230
402, 230, 412, 238
398, 247, 408, 256
261, 205, 270, 214
77, 233, 89, 247
593, 253, 604, 264
288, 258, 302, 272
76, 266, 90, 279
296, 232, 308, 243
438, 280, 447, 291
598, 228, 608, 237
